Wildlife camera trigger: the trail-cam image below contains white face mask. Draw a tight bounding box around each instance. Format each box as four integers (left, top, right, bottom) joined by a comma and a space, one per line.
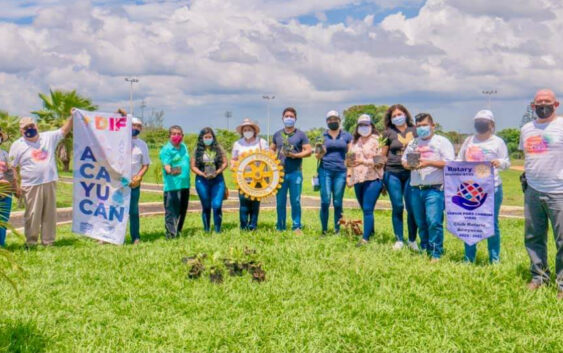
358, 125, 372, 137
243, 131, 254, 140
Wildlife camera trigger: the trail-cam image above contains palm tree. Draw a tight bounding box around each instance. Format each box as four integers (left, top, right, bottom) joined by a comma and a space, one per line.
32, 89, 98, 172
0, 110, 20, 144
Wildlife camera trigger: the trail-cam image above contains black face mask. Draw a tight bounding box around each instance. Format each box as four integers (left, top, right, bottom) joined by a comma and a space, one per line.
474, 121, 490, 134
535, 105, 554, 120
327, 122, 339, 131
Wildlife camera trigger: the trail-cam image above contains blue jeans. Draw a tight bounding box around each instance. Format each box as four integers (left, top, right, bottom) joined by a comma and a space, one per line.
384, 171, 417, 243
411, 187, 445, 259
0, 196, 12, 247
276, 170, 303, 231
239, 192, 260, 231
465, 185, 503, 263
319, 168, 346, 233
129, 186, 141, 242
354, 179, 383, 241
195, 174, 226, 233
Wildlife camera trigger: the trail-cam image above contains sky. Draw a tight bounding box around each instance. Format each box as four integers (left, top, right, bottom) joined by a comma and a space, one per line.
1, 0, 563, 134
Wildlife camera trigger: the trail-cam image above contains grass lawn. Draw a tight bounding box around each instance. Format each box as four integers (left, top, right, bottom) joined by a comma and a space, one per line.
1, 210, 561, 352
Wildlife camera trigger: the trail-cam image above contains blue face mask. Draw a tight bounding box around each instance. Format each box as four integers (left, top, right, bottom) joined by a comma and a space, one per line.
24, 128, 38, 138
416, 126, 432, 139
203, 138, 214, 146
132, 129, 141, 137
283, 117, 296, 128
391, 115, 406, 126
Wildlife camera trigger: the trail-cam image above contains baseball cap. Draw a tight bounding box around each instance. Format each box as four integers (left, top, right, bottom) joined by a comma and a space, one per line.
357, 114, 371, 125
19, 117, 36, 129
131, 117, 143, 125
473, 110, 494, 122
326, 110, 340, 119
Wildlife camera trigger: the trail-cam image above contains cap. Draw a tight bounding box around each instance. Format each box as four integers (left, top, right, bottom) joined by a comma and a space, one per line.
19, 117, 36, 129
326, 110, 340, 119
357, 114, 371, 125
131, 117, 143, 125
473, 110, 494, 122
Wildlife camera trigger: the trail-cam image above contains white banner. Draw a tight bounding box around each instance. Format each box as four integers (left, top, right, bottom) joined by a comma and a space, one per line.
72, 109, 132, 245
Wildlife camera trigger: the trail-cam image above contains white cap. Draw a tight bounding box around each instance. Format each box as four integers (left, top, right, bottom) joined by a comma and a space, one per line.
473, 110, 494, 122
357, 114, 371, 125
131, 117, 143, 125
326, 110, 340, 119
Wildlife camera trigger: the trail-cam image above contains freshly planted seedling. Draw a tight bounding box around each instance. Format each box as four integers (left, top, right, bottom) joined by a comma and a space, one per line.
249, 263, 266, 283
208, 252, 224, 284
338, 216, 363, 240
183, 253, 207, 279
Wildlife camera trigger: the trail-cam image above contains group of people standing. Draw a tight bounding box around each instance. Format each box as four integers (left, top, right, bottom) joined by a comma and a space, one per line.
0, 88, 561, 299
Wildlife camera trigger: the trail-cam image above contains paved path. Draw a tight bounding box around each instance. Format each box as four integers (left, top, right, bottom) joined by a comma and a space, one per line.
11, 179, 524, 230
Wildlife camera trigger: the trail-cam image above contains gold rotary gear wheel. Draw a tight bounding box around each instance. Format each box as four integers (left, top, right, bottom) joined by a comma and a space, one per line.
232, 150, 284, 201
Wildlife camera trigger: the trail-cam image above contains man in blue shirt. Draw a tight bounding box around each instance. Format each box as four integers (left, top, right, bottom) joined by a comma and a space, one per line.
271, 107, 312, 233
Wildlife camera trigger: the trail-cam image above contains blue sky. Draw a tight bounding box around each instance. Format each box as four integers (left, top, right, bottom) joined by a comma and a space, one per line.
0, 0, 561, 133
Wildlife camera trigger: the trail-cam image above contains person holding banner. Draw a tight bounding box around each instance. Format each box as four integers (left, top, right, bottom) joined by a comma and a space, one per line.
456, 110, 510, 263
9, 116, 73, 246
129, 117, 151, 244
402, 113, 455, 262
191, 128, 228, 233
381, 104, 419, 251
271, 107, 312, 234
520, 89, 563, 299
0, 129, 17, 247
231, 119, 269, 231
346, 114, 385, 247
315, 110, 352, 235
160, 125, 190, 239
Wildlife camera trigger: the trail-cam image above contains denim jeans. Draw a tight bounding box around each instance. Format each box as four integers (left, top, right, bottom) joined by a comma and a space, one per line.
383, 171, 417, 243
465, 185, 503, 263
524, 186, 563, 290
354, 179, 383, 241
319, 167, 347, 233
163, 188, 190, 238
239, 192, 260, 231
276, 170, 303, 230
195, 174, 226, 233
129, 186, 141, 242
411, 186, 445, 259
0, 196, 12, 247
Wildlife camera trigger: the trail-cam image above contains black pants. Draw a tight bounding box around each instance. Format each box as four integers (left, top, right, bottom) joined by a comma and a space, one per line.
164, 188, 190, 238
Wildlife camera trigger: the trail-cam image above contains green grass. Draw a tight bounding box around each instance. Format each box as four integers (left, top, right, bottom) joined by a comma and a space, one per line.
1, 210, 561, 352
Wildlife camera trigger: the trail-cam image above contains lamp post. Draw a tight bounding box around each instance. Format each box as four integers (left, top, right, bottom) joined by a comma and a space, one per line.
225, 111, 232, 130
482, 90, 498, 109
262, 95, 275, 143
125, 77, 139, 115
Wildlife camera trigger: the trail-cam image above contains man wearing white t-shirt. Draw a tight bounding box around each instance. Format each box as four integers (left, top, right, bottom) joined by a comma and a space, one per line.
9, 115, 73, 246
129, 117, 151, 244
402, 113, 455, 262
519, 89, 563, 300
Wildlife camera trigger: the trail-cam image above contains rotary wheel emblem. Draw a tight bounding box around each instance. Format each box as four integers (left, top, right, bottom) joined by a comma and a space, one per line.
232, 150, 284, 201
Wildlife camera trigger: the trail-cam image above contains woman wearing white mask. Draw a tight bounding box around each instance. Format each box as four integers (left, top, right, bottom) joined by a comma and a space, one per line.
381, 104, 419, 251
347, 114, 386, 246
456, 110, 510, 263
231, 119, 269, 231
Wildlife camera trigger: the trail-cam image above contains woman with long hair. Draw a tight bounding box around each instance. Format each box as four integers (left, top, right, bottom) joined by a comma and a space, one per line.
381, 104, 419, 251
191, 127, 228, 233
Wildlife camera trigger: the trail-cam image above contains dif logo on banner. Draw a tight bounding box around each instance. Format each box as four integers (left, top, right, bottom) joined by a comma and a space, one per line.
444, 162, 495, 246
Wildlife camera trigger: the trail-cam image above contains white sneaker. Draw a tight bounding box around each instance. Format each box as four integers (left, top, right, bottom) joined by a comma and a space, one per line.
407, 241, 419, 252
392, 241, 404, 250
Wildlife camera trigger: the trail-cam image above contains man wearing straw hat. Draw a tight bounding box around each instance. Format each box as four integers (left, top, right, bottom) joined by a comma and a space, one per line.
231, 118, 269, 230
9, 115, 73, 247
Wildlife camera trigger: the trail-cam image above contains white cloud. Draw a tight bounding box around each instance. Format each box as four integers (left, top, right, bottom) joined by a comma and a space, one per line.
1, 0, 563, 131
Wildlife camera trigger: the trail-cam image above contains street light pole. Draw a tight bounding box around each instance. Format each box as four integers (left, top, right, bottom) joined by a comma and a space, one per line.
482, 89, 498, 109
262, 95, 275, 143
225, 111, 232, 130
125, 77, 139, 115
